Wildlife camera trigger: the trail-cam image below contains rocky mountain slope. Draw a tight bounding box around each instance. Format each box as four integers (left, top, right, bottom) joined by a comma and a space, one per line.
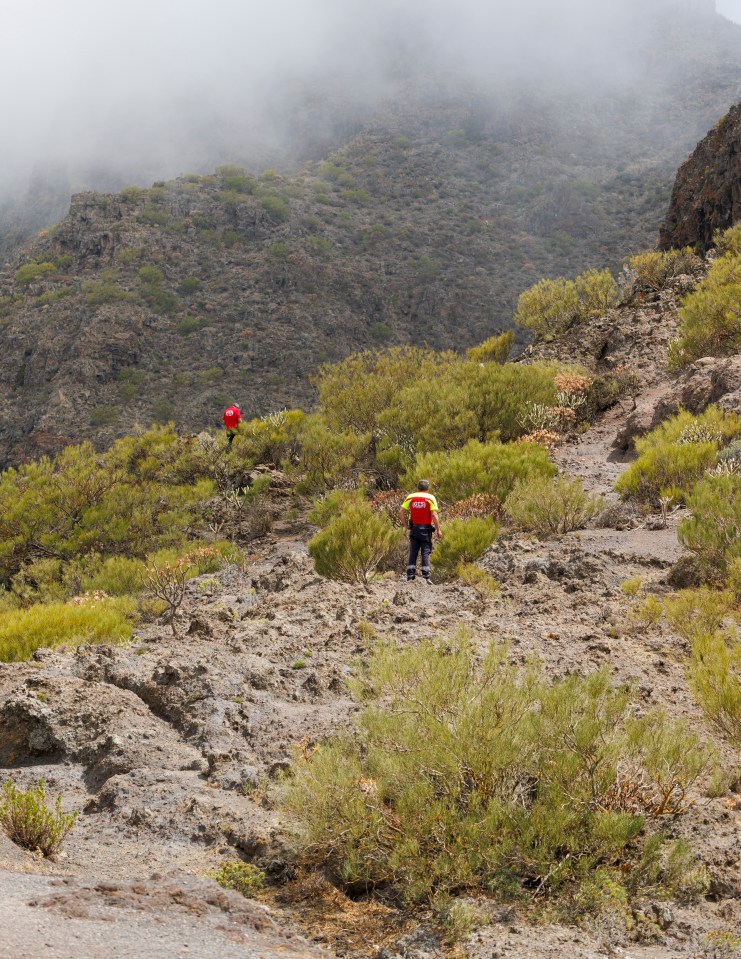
2, 6, 741, 467
1, 265, 741, 959
661, 101, 741, 250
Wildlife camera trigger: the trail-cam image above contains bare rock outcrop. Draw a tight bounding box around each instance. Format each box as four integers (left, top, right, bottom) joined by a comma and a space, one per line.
660, 102, 741, 251
615, 353, 741, 447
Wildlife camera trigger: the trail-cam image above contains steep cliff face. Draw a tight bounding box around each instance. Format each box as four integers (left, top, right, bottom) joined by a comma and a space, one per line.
660, 102, 741, 250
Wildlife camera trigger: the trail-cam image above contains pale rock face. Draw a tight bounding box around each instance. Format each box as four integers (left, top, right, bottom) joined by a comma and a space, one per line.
615, 354, 741, 447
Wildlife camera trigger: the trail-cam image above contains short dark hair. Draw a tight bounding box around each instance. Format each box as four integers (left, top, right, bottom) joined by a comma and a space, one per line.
417, 479, 430, 491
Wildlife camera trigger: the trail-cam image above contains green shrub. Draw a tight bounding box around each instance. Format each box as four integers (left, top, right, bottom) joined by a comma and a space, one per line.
305, 236, 333, 259
176, 316, 202, 334
0, 431, 215, 585
138, 266, 164, 286
621, 577, 642, 598
281, 636, 709, 905
679, 475, 741, 581
298, 414, 369, 491
269, 241, 290, 259
82, 555, 147, 596
406, 440, 556, 503
308, 502, 402, 585
615, 407, 741, 503
138, 267, 177, 314
90, 404, 120, 426
504, 474, 602, 534
457, 563, 499, 601
83, 280, 133, 305
37, 286, 73, 306
120, 186, 146, 203
314, 347, 444, 436
688, 627, 741, 750
221, 175, 256, 195
15, 262, 57, 286
345, 188, 370, 205
384, 360, 558, 447
433, 518, 498, 581
515, 269, 617, 336
575, 268, 620, 316
466, 330, 515, 364
180, 276, 200, 293
0, 597, 135, 662
308, 490, 365, 529
116, 247, 142, 263
152, 398, 175, 423
260, 196, 290, 222
669, 252, 741, 368
0, 779, 77, 858
233, 409, 304, 468
215, 164, 247, 178
206, 861, 264, 897
140, 205, 170, 225
715, 223, 741, 256
626, 249, 700, 292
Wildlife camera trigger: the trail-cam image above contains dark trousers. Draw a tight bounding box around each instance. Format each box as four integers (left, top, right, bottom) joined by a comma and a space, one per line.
407, 526, 433, 580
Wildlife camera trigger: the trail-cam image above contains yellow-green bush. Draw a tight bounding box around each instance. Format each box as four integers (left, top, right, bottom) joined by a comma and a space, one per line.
432, 518, 499, 581
515, 277, 580, 335
0, 597, 135, 662
406, 439, 556, 504
297, 414, 370, 491
504, 474, 603, 534
655, 588, 741, 754
231, 409, 304, 468
626, 249, 699, 292
0, 431, 217, 585
679, 474, 741, 581
308, 490, 365, 529
206, 861, 264, 898
715, 223, 741, 256
15, 262, 57, 287
457, 563, 499, 601
466, 330, 515, 364
689, 627, 741, 750
515, 269, 617, 336
0, 779, 77, 858
669, 250, 741, 369
615, 407, 741, 503
308, 501, 402, 584
315, 347, 446, 435
310, 348, 559, 485
281, 636, 709, 905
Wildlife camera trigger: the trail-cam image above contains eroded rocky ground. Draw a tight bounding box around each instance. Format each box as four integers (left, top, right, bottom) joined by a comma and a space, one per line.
2, 277, 741, 958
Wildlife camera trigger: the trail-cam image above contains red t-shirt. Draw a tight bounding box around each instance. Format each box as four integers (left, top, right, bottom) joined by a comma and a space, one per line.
223, 406, 241, 429
401, 491, 439, 526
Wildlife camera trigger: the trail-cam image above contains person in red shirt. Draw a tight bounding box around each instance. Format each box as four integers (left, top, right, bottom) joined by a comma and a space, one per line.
222, 404, 242, 446
398, 480, 442, 584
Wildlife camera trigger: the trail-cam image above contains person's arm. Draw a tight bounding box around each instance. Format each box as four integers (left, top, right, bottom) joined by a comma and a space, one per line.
399, 507, 410, 534
432, 509, 442, 539
399, 497, 411, 533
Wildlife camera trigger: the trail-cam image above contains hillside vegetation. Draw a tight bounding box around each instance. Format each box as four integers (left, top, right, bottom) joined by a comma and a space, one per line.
2, 9, 741, 467
2, 217, 741, 956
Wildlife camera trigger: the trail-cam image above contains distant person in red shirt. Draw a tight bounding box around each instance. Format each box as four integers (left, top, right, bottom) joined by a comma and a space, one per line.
222, 404, 241, 446
398, 480, 442, 584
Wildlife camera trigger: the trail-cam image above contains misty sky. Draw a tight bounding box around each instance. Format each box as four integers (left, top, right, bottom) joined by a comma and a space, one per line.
718, 0, 741, 21
0, 0, 736, 194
